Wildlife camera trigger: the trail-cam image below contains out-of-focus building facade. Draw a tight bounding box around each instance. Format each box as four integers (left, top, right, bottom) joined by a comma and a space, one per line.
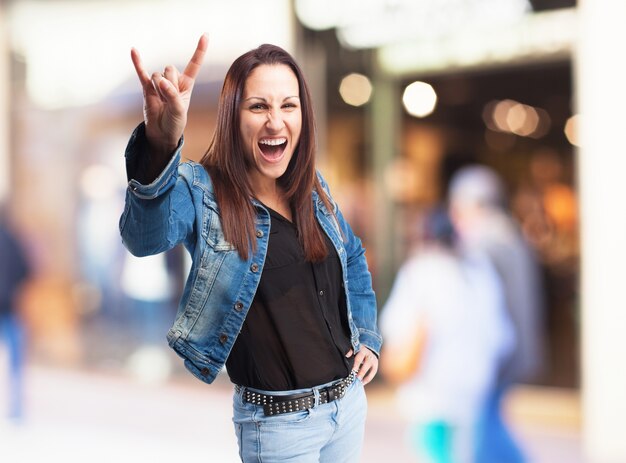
292, 1, 626, 461
295, 0, 579, 388
1, 0, 625, 461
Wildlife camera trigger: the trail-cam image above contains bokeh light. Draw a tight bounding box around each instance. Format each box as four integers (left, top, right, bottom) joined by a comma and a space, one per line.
564, 114, 580, 146
485, 98, 552, 138
402, 81, 437, 118
339, 73, 373, 107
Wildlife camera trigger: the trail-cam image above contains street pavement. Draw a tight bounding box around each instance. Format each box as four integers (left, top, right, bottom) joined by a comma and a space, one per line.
0, 361, 584, 462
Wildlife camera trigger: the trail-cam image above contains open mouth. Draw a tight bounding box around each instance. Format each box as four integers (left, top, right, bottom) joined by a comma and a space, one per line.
258, 138, 287, 162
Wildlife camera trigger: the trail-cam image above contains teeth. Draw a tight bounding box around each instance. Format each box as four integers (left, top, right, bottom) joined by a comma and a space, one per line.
259, 138, 286, 146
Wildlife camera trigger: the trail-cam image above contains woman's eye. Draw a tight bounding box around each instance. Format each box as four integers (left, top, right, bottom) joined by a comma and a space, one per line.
282, 103, 297, 110
249, 104, 266, 111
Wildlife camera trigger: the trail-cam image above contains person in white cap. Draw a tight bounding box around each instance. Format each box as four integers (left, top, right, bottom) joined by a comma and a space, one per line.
380, 206, 514, 463
448, 165, 545, 463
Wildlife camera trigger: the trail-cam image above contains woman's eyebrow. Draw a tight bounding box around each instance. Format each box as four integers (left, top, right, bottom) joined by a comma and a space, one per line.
243, 95, 300, 102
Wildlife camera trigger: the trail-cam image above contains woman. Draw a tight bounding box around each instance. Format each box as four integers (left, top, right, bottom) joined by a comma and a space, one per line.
120, 35, 381, 462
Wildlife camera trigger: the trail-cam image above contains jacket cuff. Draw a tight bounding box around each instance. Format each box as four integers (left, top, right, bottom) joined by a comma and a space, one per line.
359, 328, 383, 356
125, 122, 184, 200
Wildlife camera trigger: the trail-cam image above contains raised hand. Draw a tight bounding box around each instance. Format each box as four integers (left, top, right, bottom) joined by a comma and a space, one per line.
131, 34, 208, 156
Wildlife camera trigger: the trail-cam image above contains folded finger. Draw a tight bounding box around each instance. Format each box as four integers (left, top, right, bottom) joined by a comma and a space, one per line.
154, 74, 185, 116
355, 350, 369, 366
362, 365, 378, 385
151, 72, 168, 103
363, 358, 379, 383
356, 357, 370, 376
163, 65, 180, 90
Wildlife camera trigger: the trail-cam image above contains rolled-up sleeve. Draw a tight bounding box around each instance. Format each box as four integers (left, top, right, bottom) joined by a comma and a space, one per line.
119, 123, 195, 258
338, 207, 383, 355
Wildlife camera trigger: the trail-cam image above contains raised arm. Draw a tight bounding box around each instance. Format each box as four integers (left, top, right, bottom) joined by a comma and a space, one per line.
130, 34, 208, 162
120, 36, 208, 258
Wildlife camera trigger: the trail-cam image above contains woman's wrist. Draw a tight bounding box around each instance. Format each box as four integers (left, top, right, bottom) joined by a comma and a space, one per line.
146, 137, 179, 161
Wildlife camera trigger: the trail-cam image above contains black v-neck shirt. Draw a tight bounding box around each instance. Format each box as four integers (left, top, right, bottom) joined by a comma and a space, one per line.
226, 207, 354, 391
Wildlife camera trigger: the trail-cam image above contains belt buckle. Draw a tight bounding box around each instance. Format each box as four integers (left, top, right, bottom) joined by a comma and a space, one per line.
327, 387, 339, 402
326, 378, 347, 402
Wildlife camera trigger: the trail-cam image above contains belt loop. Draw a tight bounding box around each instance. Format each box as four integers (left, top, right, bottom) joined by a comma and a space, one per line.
234, 384, 244, 401
313, 387, 321, 407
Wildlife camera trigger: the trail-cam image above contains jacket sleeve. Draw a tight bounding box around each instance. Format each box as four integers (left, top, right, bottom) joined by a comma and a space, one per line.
317, 173, 383, 356
119, 123, 196, 257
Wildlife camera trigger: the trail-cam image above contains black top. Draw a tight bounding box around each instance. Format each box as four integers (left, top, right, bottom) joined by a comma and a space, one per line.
226, 207, 354, 390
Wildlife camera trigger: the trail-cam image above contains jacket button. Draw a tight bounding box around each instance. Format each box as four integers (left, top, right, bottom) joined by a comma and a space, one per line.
319, 290, 325, 297
234, 302, 244, 311
250, 263, 259, 272
256, 229, 264, 238
200, 367, 210, 376
219, 334, 228, 344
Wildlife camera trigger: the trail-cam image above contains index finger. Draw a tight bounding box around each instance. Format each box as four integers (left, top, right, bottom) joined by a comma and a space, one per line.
130, 47, 151, 87
182, 34, 208, 80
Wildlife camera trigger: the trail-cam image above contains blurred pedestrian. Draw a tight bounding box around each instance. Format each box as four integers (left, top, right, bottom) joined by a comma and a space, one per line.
119, 35, 381, 462
0, 208, 30, 422
380, 207, 514, 463
121, 251, 174, 345
448, 165, 545, 463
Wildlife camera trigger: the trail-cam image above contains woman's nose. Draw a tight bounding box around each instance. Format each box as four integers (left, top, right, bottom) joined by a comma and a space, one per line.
266, 110, 285, 131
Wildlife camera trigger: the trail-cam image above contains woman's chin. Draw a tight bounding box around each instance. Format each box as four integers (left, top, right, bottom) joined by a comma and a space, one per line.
253, 152, 292, 181
249, 163, 289, 185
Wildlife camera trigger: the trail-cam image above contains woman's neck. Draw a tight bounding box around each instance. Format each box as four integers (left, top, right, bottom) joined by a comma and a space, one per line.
250, 178, 292, 221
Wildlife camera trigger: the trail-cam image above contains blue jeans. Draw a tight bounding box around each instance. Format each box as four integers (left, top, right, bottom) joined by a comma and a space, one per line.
233, 376, 367, 462
0, 313, 24, 420
475, 386, 526, 463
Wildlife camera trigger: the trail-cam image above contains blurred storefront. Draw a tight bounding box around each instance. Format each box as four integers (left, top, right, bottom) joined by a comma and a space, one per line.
2, 0, 626, 461
294, 1, 626, 461
294, 0, 579, 389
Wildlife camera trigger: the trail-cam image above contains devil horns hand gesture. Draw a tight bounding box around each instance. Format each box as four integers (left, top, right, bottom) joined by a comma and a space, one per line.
131, 34, 208, 157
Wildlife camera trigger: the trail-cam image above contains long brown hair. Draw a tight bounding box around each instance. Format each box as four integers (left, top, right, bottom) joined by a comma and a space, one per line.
200, 44, 332, 261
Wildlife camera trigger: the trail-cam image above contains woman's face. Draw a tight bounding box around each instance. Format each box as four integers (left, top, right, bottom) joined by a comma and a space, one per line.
239, 64, 302, 191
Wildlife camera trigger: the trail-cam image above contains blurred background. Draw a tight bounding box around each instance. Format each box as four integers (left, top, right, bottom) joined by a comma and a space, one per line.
0, 0, 624, 461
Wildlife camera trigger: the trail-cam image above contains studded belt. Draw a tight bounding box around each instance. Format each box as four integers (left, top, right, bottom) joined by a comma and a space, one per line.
238, 371, 357, 416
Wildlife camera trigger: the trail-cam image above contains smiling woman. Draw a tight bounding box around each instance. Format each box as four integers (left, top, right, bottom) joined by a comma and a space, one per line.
199, 46, 323, 260
237, 64, 302, 215
119, 37, 381, 462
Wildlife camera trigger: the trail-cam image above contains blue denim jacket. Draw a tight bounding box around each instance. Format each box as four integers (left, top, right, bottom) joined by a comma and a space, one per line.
119, 126, 382, 385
